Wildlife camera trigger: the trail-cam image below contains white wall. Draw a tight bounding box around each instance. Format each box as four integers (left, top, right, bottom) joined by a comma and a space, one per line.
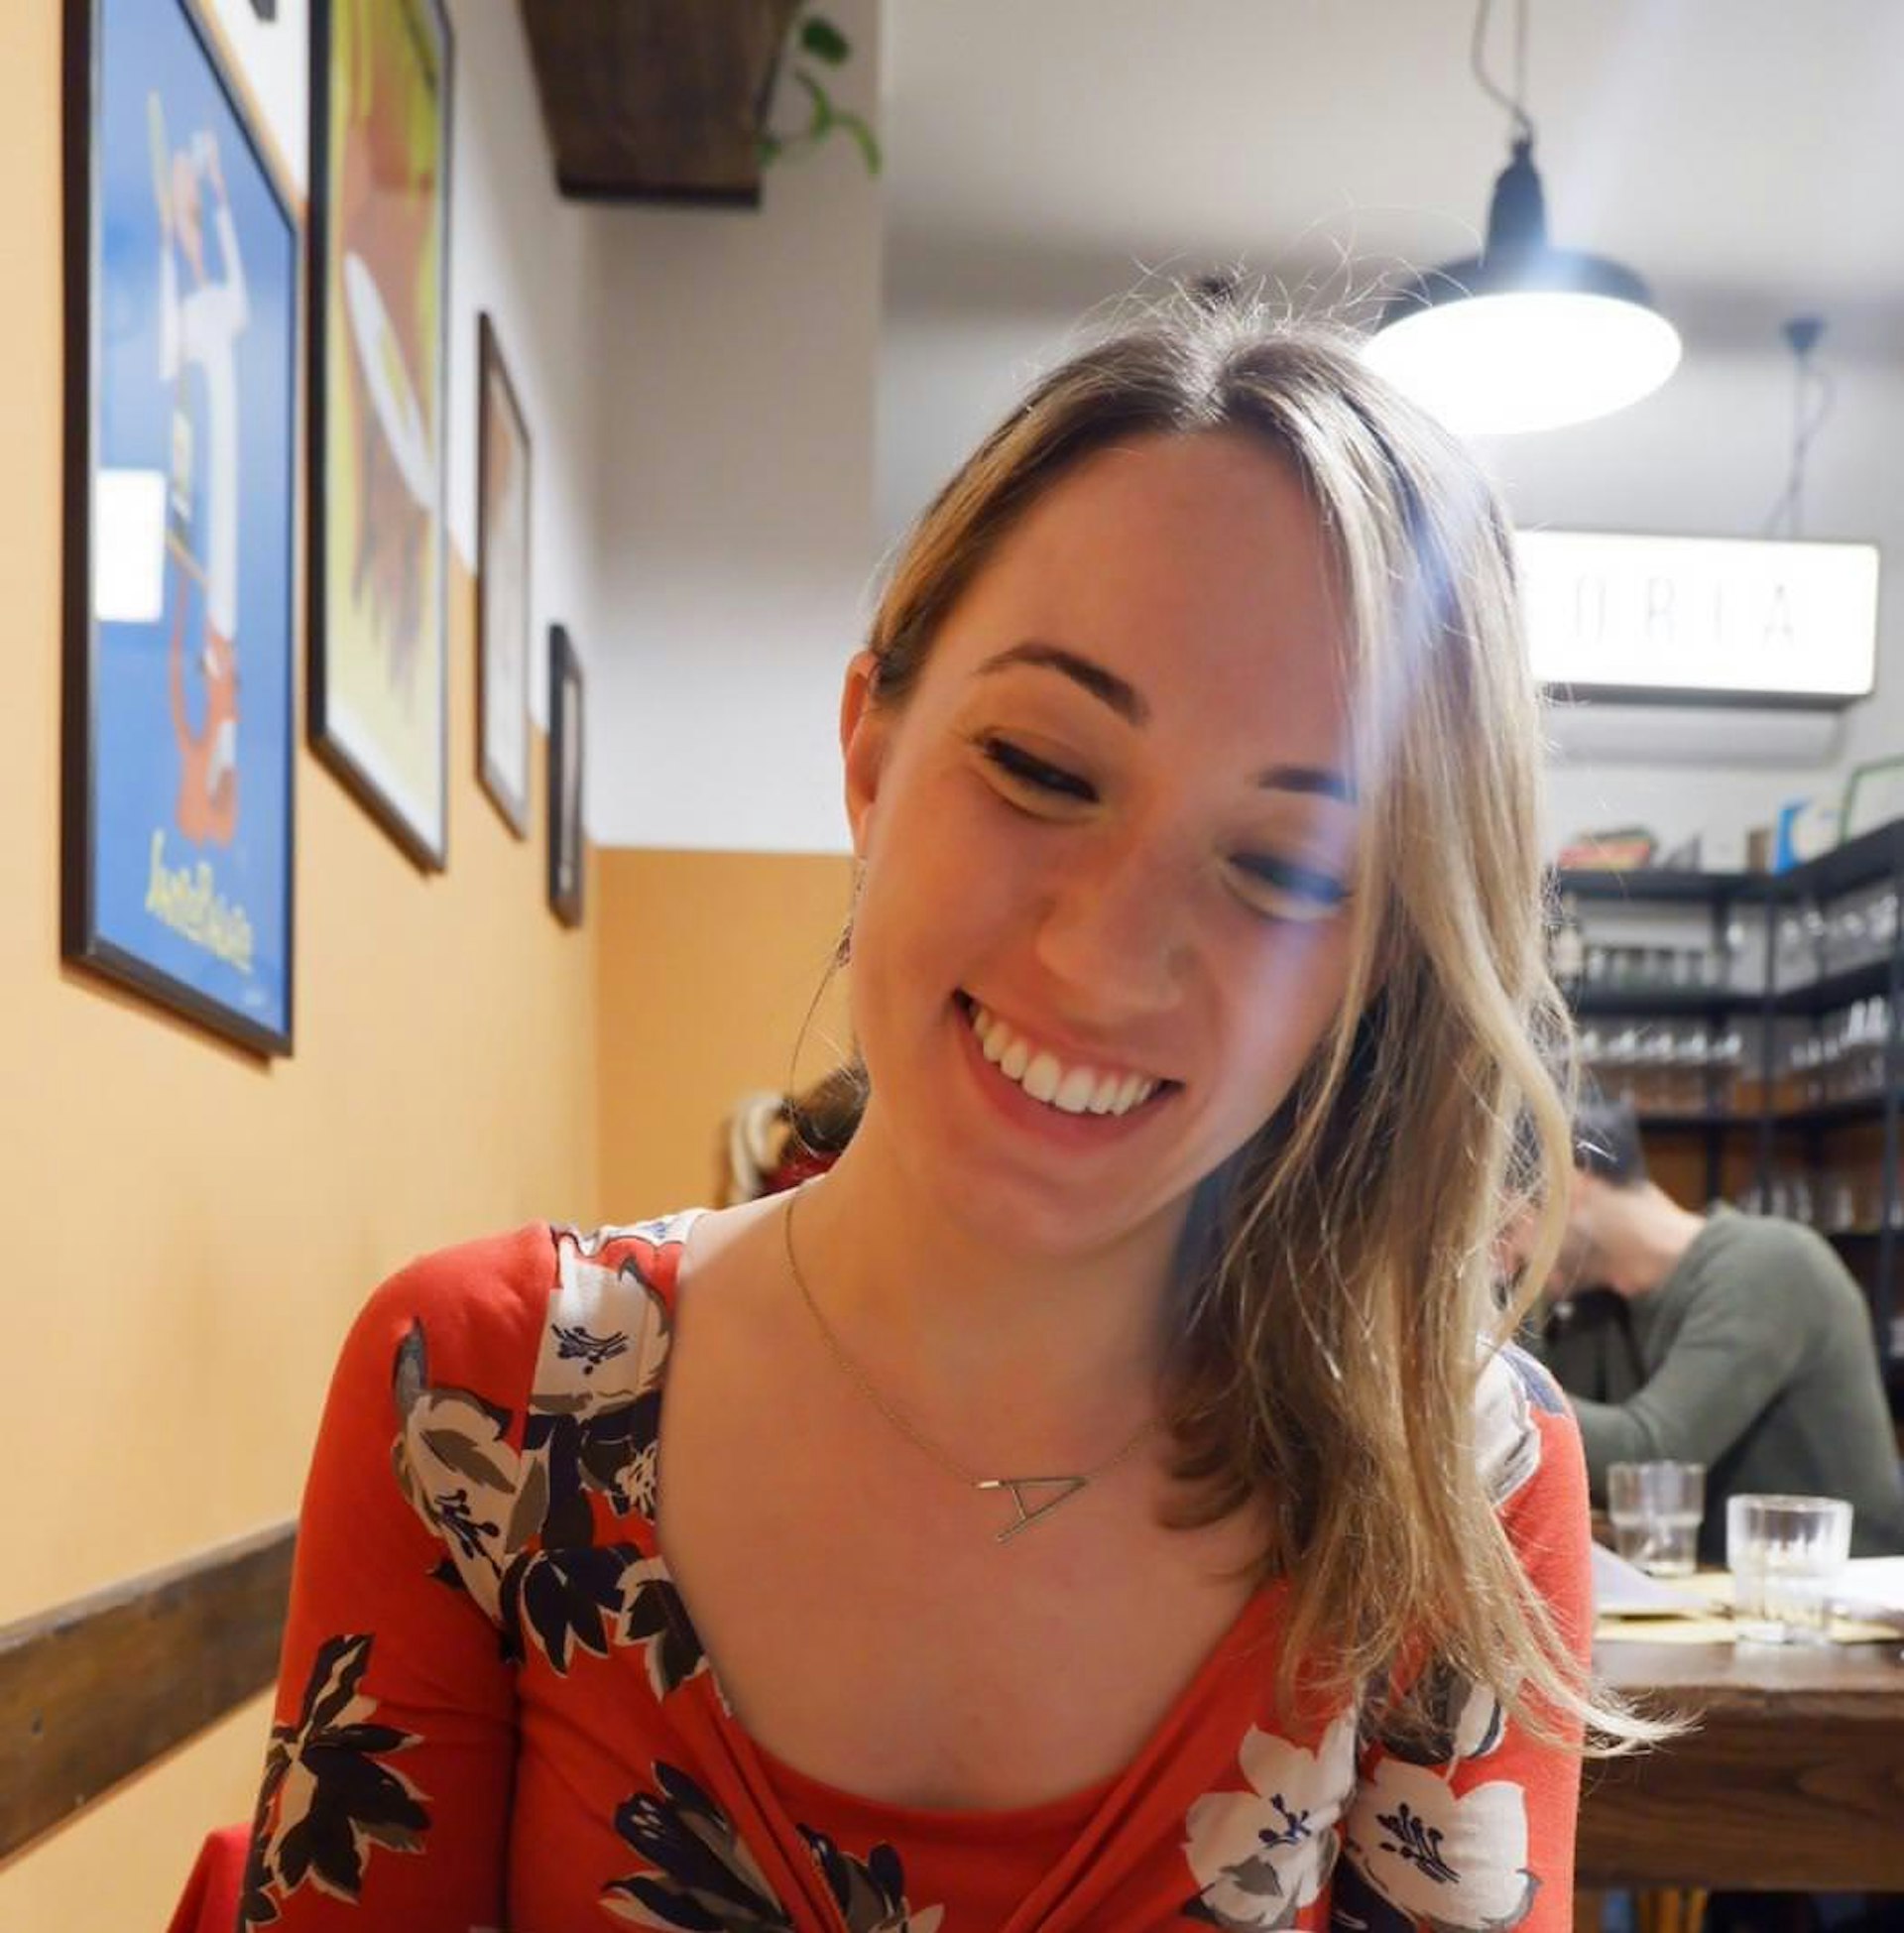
587, 0, 883, 854
202, 0, 307, 198
443, 0, 609, 741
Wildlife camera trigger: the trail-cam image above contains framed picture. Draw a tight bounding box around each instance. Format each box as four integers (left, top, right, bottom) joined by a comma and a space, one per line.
476, 312, 531, 836
307, 0, 452, 869
547, 625, 585, 928
61, 0, 300, 1056
1841, 756, 1904, 844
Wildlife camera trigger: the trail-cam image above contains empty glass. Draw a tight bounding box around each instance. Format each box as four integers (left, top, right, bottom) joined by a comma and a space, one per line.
1607, 1461, 1705, 1577
1726, 1494, 1853, 1643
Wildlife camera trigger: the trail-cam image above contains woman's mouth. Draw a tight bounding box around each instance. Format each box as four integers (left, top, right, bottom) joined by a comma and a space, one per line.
952, 991, 1178, 1125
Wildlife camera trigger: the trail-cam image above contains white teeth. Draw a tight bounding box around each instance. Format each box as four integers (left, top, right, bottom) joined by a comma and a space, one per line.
1054, 1066, 1099, 1114
966, 1001, 1160, 1120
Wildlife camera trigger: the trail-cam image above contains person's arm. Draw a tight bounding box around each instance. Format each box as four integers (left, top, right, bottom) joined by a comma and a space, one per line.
1334, 1348, 1591, 1933
158, 230, 180, 382
1566, 1258, 1806, 1491
199, 134, 249, 335
237, 1228, 550, 1931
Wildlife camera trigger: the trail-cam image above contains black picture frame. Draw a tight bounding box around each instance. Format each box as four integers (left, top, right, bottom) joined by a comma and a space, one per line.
306, 0, 454, 871
60, 0, 301, 1057
547, 624, 585, 929
476, 310, 532, 837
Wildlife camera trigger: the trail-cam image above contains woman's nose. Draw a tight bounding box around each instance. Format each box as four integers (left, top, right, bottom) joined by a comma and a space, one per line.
1030, 838, 1189, 1019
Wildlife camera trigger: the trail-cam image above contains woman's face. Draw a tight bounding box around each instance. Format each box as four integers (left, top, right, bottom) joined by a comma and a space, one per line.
842, 429, 1366, 1255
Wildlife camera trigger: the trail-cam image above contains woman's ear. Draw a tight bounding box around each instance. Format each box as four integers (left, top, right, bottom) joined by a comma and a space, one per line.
840, 650, 888, 859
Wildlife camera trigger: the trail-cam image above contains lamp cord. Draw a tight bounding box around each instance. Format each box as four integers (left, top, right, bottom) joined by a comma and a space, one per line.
1471, 0, 1534, 144
1763, 318, 1835, 540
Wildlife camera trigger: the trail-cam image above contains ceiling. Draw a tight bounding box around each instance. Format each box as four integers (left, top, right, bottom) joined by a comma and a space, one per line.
880, 0, 1904, 355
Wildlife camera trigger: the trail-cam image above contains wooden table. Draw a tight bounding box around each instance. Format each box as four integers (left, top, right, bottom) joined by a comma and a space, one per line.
1581, 1635, 1904, 1890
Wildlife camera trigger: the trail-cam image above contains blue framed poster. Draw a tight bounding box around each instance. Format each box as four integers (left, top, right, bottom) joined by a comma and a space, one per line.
62, 0, 299, 1055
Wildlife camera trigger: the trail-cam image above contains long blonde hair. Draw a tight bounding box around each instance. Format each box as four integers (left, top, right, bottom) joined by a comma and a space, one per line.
841, 300, 1657, 1752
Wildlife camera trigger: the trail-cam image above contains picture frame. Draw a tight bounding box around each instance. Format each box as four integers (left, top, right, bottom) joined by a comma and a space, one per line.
306, 0, 453, 870
61, 0, 301, 1056
476, 311, 531, 837
1841, 755, 1904, 844
547, 624, 585, 929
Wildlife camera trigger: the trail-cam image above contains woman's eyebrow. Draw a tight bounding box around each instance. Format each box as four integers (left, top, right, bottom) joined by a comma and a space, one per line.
974, 640, 1356, 803
974, 642, 1148, 726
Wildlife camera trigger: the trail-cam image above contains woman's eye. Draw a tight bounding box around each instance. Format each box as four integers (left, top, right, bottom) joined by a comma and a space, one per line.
978, 736, 1097, 803
1230, 853, 1352, 922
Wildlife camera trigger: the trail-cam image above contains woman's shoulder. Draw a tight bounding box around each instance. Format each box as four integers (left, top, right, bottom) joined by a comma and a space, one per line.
1473, 1338, 1583, 1512
345, 1210, 710, 1393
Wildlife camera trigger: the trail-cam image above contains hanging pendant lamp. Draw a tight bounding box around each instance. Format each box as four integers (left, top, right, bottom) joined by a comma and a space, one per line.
1364, 5, 1681, 434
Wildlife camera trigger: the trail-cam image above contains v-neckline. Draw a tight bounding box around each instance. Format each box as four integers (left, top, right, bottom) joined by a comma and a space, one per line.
646, 1208, 1282, 1832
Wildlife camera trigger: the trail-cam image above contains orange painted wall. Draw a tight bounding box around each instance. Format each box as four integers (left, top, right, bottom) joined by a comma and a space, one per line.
596, 848, 857, 1219
0, 4, 601, 1920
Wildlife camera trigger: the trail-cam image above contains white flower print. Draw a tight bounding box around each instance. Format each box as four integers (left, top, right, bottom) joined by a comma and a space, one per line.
1341, 1757, 1537, 1933
1472, 1347, 1540, 1508
536, 1235, 672, 1421
392, 1324, 535, 1622
1183, 1709, 1360, 1930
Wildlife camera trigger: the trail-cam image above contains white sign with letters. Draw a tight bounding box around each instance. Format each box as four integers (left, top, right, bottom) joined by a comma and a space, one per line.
1514, 529, 1879, 703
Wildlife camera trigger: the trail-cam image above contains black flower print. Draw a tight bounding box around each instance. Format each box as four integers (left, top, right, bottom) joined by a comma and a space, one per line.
552, 1322, 633, 1374
805, 1830, 946, 1933
620, 1555, 710, 1699
1328, 1849, 1418, 1933
500, 1542, 636, 1673
602, 1764, 944, 1932
239, 1634, 427, 1927
1371, 1661, 1507, 1768
602, 1763, 794, 1931
521, 1390, 662, 1541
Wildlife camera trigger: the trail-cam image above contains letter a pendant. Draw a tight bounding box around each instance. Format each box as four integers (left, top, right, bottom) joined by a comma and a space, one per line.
977, 1475, 1090, 1543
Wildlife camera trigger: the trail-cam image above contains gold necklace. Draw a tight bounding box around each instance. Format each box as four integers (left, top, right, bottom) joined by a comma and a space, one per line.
781, 1187, 1157, 1543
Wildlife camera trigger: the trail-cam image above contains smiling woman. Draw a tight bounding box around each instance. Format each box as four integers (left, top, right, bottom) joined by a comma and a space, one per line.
243, 300, 1655, 1933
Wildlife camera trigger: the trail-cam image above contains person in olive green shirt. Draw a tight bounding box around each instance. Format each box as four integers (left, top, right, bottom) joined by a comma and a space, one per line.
1519, 1100, 1904, 1565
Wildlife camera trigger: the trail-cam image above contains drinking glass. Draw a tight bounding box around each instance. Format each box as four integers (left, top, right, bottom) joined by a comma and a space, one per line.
1607, 1461, 1705, 1577
1726, 1494, 1853, 1643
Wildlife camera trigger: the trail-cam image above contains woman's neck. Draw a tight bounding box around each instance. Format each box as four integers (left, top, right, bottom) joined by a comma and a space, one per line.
783, 1106, 1185, 1468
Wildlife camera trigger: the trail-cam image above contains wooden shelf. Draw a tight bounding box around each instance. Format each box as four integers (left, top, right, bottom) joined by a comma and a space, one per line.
519, 0, 800, 204
1557, 868, 1749, 903
1573, 985, 1745, 1018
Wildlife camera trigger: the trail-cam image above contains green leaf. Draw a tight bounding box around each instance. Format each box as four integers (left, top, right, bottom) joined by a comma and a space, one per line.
836, 109, 883, 177
799, 15, 851, 63
791, 67, 835, 139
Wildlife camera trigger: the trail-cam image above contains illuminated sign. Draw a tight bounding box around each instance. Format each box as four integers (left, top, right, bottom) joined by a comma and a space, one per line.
1514, 529, 1879, 705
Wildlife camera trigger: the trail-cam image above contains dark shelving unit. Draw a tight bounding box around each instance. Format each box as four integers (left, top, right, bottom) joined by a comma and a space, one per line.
1557, 817, 1904, 1388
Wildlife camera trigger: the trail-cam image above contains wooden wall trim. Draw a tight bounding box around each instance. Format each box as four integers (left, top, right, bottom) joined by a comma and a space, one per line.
0, 1521, 295, 1865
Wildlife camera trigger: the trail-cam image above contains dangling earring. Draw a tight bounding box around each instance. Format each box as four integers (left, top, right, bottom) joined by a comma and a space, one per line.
836, 860, 865, 965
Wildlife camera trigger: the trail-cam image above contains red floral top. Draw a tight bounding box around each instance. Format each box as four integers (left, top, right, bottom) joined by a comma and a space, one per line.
239, 1214, 1593, 1932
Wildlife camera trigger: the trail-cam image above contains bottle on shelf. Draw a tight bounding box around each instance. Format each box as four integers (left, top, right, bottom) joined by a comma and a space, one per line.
1550, 893, 1586, 994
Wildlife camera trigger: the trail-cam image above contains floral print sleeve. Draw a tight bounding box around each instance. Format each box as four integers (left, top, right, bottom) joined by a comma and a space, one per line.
238, 1225, 551, 1930
1330, 1346, 1593, 1933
